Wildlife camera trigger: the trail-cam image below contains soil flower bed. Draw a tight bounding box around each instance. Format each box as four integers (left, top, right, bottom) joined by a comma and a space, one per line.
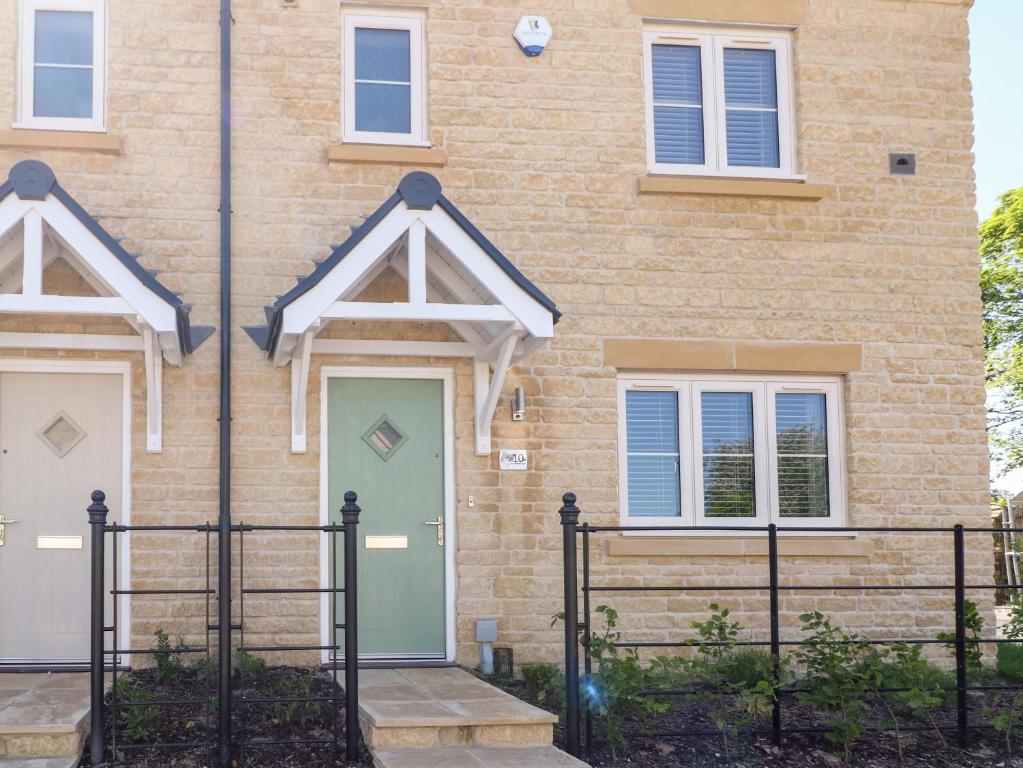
486, 671, 1023, 768
80, 656, 371, 768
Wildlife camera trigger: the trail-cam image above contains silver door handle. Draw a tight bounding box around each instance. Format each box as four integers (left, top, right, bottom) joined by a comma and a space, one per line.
424, 517, 444, 547
0, 516, 17, 547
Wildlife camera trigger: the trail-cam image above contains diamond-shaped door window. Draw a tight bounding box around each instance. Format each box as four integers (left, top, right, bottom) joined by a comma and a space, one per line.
38, 411, 86, 458
362, 415, 408, 461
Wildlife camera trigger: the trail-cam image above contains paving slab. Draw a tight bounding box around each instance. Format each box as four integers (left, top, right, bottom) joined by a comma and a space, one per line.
372, 746, 589, 768
0, 758, 79, 768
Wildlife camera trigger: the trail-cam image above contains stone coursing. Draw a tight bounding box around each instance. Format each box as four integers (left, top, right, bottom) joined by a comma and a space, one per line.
0, 0, 988, 665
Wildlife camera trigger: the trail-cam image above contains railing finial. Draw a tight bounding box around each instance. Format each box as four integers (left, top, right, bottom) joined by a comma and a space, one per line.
341, 490, 360, 524
560, 492, 579, 526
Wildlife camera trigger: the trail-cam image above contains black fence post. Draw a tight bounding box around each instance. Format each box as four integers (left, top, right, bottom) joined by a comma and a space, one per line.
768, 523, 782, 746
953, 523, 968, 747
88, 490, 108, 766
342, 491, 361, 765
560, 492, 581, 758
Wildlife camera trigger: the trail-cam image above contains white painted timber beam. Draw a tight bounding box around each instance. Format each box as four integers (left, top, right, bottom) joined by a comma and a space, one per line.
142, 325, 163, 452
21, 209, 42, 297
474, 334, 517, 456
407, 220, 427, 304
386, 255, 487, 348
0, 294, 134, 315
321, 301, 515, 324
0, 332, 144, 351
311, 339, 477, 357
291, 329, 314, 453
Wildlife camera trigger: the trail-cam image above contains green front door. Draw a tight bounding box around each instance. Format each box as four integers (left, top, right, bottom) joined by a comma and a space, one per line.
329, 377, 446, 658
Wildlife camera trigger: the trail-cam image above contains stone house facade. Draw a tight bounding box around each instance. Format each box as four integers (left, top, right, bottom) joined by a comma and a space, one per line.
0, 0, 989, 670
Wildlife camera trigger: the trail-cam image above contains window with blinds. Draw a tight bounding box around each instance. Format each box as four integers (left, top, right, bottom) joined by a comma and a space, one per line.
643, 27, 795, 178
618, 377, 843, 528
624, 391, 681, 518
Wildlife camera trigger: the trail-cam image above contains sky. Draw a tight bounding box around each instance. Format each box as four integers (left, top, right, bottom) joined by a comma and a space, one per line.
970, 0, 1023, 496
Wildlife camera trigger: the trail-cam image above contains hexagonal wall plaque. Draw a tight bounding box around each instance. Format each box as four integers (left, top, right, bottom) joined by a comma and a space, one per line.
38, 410, 86, 458
361, 415, 408, 461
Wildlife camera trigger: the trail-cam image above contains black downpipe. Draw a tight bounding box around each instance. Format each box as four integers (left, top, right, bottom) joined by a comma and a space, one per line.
217, 0, 233, 766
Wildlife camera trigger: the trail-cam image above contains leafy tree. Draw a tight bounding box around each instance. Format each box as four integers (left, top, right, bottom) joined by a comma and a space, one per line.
980, 188, 1023, 471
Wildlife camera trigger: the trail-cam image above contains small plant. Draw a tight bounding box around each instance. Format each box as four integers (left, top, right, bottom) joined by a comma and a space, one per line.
719, 648, 776, 690
236, 650, 268, 683
268, 676, 322, 728
985, 692, 1023, 755
793, 611, 875, 764
936, 599, 985, 671
113, 678, 159, 743
521, 663, 560, 705
876, 642, 950, 749
554, 605, 670, 758
192, 655, 218, 686
687, 605, 752, 756
153, 628, 187, 683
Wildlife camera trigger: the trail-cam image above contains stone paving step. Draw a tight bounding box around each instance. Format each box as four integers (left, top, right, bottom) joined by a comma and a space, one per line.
358, 668, 558, 751
0, 674, 91, 761
371, 746, 589, 768
0, 758, 80, 768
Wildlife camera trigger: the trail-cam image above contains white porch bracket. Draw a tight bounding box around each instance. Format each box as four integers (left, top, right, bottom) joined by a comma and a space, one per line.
249, 171, 560, 457
142, 324, 163, 452
474, 333, 517, 456
291, 329, 314, 453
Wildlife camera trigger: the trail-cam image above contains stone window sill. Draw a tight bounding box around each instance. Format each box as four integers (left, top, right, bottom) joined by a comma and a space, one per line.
0, 128, 122, 154
638, 175, 827, 200
607, 535, 872, 559
328, 143, 447, 167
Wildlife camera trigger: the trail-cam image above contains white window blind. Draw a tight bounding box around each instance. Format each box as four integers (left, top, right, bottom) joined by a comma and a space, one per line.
651, 44, 705, 166
354, 28, 412, 135
624, 390, 681, 518
723, 48, 780, 169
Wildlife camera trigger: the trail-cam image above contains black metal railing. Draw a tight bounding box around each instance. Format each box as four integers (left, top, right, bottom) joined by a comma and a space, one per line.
88, 490, 362, 767
558, 492, 1023, 760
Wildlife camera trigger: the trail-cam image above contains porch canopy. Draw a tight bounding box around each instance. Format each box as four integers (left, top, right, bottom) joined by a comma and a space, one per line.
0, 160, 213, 451
244, 172, 560, 455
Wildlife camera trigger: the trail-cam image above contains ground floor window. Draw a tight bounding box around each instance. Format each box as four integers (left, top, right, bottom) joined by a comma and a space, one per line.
617, 374, 845, 529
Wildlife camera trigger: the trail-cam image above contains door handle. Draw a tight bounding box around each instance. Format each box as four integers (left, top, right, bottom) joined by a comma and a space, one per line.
424, 517, 444, 547
0, 515, 18, 547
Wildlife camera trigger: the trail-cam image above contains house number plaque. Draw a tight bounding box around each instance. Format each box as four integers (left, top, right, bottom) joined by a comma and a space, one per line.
499, 450, 528, 471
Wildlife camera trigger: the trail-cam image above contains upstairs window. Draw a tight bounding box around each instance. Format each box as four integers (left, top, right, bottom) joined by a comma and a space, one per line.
342, 9, 428, 146
643, 26, 795, 178
19, 0, 105, 131
618, 376, 844, 529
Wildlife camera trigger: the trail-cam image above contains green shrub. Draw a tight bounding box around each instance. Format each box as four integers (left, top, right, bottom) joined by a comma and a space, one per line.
152, 629, 187, 683
936, 599, 985, 671
268, 676, 322, 728
113, 678, 159, 742
718, 649, 775, 690
554, 605, 670, 758
997, 643, 1023, 683
192, 656, 218, 686
685, 605, 776, 758
235, 650, 267, 683
521, 663, 560, 705
985, 692, 1023, 755
794, 611, 876, 764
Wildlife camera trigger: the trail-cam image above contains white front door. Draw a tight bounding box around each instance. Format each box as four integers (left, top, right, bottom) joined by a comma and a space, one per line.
0, 372, 123, 664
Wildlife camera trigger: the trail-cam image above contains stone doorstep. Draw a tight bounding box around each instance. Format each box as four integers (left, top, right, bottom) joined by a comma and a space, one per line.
371, 746, 590, 768
0, 758, 80, 768
358, 668, 560, 751
0, 675, 92, 760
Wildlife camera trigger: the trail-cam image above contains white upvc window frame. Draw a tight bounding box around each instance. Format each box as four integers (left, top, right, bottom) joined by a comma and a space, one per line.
617, 374, 846, 532
643, 25, 797, 180
341, 8, 428, 147
17, 0, 106, 132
